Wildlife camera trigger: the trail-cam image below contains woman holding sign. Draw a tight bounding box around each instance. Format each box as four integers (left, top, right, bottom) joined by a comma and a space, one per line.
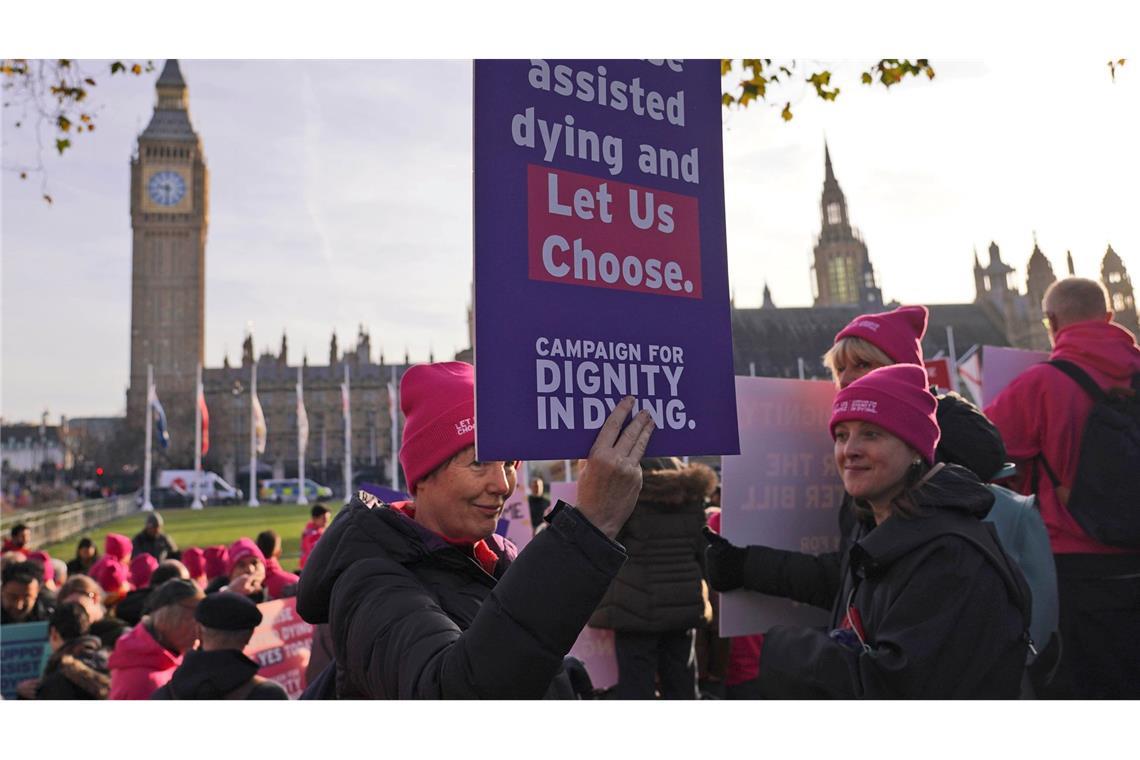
707, 365, 1031, 698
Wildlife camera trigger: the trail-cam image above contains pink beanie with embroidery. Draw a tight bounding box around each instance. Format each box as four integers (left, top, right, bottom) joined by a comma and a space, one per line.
130, 553, 158, 589
829, 364, 940, 464
399, 362, 476, 494
104, 533, 132, 561
834, 305, 929, 366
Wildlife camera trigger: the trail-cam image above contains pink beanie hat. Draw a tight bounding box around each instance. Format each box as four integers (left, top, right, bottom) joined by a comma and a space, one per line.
129, 553, 158, 589
203, 545, 229, 580
27, 551, 54, 582
834, 305, 929, 366
93, 556, 130, 594
399, 362, 476, 494
226, 538, 265, 575
830, 364, 941, 465
182, 547, 206, 579
104, 533, 132, 561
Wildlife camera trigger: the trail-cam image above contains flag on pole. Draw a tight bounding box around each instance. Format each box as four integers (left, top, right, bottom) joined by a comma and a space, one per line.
149, 384, 170, 449
197, 380, 210, 456
297, 378, 309, 459
252, 393, 267, 455
341, 382, 350, 416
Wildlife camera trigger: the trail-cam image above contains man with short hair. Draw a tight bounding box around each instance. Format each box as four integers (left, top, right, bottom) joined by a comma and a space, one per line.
255, 530, 299, 599
2, 560, 53, 624
986, 276, 1140, 698
3, 523, 31, 553
108, 578, 204, 699
132, 512, 178, 562
151, 592, 288, 700
299, 505, 330, 569
527, 476, 551, 529
297, 361, 653, 699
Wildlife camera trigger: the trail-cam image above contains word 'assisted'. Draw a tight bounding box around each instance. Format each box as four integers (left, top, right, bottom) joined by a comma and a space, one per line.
528, 166, 701, 298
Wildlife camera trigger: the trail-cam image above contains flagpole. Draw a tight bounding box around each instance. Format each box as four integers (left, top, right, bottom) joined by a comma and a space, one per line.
946, 325, 960, 394
343, 363, 352, 501
298, 365, 309, 505
191, 363, 204, 510
249, 360, 260, 507
142, 364, 154, 511
389, 364, 399, 491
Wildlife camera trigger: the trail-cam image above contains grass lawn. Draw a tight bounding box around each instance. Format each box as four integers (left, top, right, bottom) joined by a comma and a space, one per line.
40, 501, 346, 569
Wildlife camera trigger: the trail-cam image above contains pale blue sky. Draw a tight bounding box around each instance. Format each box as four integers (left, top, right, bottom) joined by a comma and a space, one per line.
2, 57, 1137, 422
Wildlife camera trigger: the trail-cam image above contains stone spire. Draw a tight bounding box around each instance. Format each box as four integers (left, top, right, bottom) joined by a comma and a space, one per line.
1067, 250, 1075, 276
762, 281, 775, 309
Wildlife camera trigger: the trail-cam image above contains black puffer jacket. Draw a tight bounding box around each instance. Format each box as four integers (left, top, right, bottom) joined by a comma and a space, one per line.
589, 461, 716, 633
295, 491, 627, 699
35, 635, 110, 700
753, 464, 1031, 698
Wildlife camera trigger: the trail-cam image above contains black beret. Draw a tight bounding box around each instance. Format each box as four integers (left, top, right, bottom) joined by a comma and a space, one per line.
195, 591, 263, 631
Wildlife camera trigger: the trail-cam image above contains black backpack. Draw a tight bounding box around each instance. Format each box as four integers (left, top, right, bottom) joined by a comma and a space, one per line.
1036, 360, 1140, 548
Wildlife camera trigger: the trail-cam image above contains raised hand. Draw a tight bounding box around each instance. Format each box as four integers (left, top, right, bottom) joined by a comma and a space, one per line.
575, 396, 655, 540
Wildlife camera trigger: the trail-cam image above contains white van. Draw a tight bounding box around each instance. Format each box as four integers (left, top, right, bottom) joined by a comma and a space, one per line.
157, 470, 244, 504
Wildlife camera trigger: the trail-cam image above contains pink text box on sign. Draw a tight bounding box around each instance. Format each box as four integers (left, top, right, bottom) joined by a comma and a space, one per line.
527, 164, 701, 299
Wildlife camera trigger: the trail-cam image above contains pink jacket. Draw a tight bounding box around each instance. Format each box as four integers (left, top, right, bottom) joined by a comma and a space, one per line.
299, 522, 324, 569
985, 319, 1140, 554
108, 622, 182, 699
264, 557, 300, 600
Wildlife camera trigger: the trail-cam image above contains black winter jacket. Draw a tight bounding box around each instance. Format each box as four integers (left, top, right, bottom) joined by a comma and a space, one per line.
751, 465, 1031, 698
151, 649, 288, 700
589, 463, 715, 633
35, 635, 110, 700
295, 491, 627, 699
132, 531, 178, 562
739, 390, 1010, 612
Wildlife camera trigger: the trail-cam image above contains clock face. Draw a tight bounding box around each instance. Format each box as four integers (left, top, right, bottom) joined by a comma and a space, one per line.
147, 170, 187, 207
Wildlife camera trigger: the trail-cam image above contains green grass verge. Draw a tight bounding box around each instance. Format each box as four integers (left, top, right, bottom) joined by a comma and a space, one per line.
39, 501, 346, 568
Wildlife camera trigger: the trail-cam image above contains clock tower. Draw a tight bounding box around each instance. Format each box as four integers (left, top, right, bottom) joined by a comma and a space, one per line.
126, 59, 208, 464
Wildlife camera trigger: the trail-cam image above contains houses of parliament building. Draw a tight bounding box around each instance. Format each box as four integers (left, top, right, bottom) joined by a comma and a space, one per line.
117, 61, 1138, 485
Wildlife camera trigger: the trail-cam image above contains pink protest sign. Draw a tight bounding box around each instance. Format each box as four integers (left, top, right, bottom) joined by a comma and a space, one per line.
244, 597, 314, 699
546, 479, 619, 690
719, 376, 842, 637
981, 346, 1049, 406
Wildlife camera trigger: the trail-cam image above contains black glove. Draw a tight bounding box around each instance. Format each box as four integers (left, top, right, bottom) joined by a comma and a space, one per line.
703, 526, 748, 592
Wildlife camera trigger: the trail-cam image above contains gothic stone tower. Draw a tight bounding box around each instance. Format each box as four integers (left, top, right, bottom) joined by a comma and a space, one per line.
1102, 244, 1139, 334
1025, 241, 1057, 351
811, 144, 883, 309
126, 60, 208, 465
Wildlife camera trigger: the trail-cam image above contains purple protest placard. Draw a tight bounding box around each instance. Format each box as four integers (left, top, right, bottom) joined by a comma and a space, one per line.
473, 59, 738, 460
720, 377, 842, 636
981, 346, 1049, 406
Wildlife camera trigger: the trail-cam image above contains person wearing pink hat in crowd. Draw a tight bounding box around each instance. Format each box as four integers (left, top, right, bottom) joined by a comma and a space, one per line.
26, 551, 58, 592
255, 530, 299, 599
204, 538, 267, 603
181, 547, 208, 589
706, 365, 1032, 698
296, 361, 654, 699
202, 545, 229, 582
129, 553, 159, 591
91, 556, 131, 613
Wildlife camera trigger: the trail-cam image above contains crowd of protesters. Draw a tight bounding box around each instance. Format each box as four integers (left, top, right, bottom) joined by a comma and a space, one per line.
3, 275, 1137, 700
0, 502, 328, 700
